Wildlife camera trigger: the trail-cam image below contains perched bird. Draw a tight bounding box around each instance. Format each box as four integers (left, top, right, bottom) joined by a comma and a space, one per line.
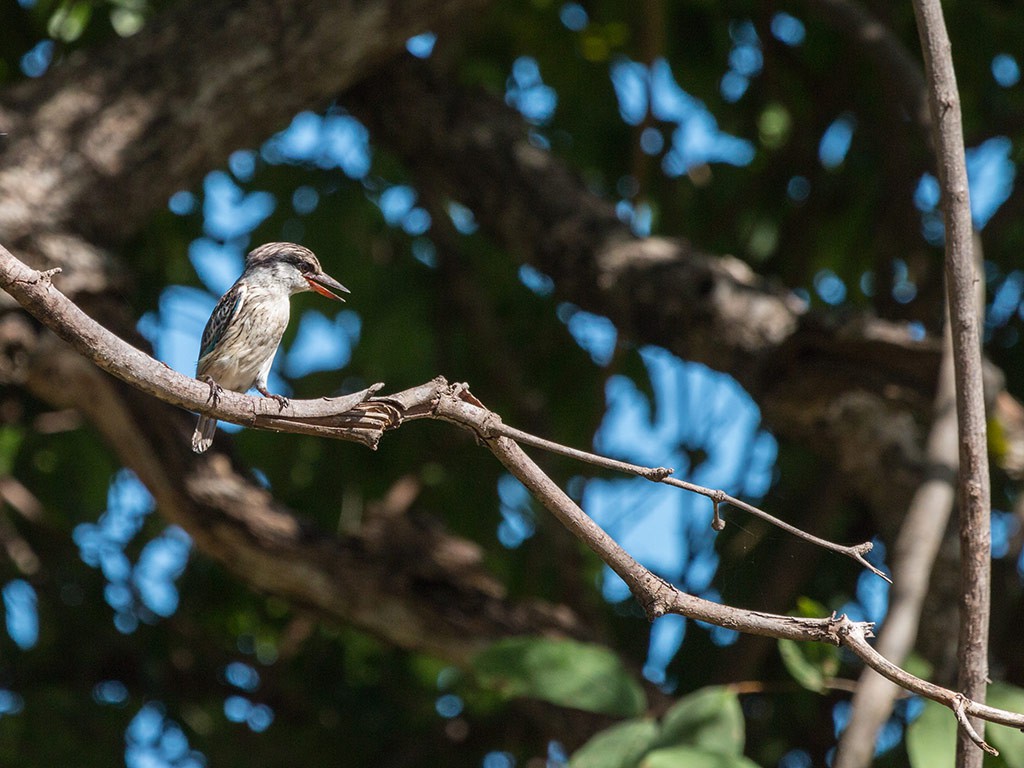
191, 242, 349, 453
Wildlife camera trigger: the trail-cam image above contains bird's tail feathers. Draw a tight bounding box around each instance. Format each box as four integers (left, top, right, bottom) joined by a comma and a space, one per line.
192, 415, 217, 453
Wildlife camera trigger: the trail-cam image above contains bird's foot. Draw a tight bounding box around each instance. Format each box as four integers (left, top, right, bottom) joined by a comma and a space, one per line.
202, 376, 224, 406
257, 385, 289, 411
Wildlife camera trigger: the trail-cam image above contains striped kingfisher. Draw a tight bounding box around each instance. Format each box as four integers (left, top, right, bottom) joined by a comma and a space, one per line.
191, 242, 349, 453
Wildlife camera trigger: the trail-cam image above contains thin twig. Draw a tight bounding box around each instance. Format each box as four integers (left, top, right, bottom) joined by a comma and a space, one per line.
492, 421, 674, 479
952, 696, 998, 756
837, 621, 1016, 732
494, 420, 889, 581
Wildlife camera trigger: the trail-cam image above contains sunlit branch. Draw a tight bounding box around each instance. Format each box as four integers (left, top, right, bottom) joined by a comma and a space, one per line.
912, 0, 993, 763
0, 261, 392, 445
1, 244, 1020, 751
456, 397, 1024, 746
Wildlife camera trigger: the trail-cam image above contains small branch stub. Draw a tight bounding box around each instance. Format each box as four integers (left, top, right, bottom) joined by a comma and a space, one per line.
711, 501, 725, 531
16, 266, 62, 286
953, 694, 998, 756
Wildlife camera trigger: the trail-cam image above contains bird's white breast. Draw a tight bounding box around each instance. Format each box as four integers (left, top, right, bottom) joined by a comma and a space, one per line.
198, 287, 290, 392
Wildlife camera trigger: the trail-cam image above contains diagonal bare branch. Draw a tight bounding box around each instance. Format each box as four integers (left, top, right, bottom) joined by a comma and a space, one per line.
462, 400, 1023, 746
2, 242, 1021, 751
0, 245, 885, 578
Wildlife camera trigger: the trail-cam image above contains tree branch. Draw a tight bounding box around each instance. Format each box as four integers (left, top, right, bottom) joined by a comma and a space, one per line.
1, 265, 592, 667
19, 326, 592, 664
2, 245, 1021, 749
449, 397, 1024, 740
0, 1, 1012, 749
0, 245, 886, 579
911, 1, 993, 765
491, 420, 888, 582
0, 259, 392, 445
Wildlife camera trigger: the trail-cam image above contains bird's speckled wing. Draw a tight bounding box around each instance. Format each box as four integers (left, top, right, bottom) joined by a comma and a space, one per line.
198, 283, 246, 363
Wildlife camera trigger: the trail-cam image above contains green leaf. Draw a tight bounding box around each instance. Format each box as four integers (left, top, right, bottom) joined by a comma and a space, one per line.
473, 637, 646, 717
986, 682, 1024, 767
110, 8, 145, 37
778, 638, 840, 693
653, 686, 745, 755
906, 699, 955, 768
791, 597, 829, 618
639, 746, 759, 768
569, 719, 659, 768
47, 1, 92, 42
0, 427, 23, 476
903, 652, 934, 682
777, 597, 839, 693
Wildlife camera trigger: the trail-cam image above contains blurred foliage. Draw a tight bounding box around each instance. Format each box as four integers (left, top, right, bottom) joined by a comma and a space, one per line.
568, 686, 753, 768
473, 637, 647, 717
905, 698, 955, 768
905, 684, 1024, 768
3, 0, 1024, 767
777, 597, 841, 693
986, 683, 1024, 766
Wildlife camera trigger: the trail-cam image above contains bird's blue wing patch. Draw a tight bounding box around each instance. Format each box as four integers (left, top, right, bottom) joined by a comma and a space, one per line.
199, 283, 245, 362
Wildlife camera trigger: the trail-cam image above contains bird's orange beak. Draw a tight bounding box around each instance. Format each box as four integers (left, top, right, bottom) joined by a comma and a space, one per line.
305, 271, 350, 301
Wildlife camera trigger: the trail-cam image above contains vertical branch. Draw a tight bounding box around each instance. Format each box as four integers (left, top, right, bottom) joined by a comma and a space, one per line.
910, 2, 991, 766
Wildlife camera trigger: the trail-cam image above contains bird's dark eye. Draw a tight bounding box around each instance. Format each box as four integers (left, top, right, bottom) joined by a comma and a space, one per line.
298, 260, 313, 274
